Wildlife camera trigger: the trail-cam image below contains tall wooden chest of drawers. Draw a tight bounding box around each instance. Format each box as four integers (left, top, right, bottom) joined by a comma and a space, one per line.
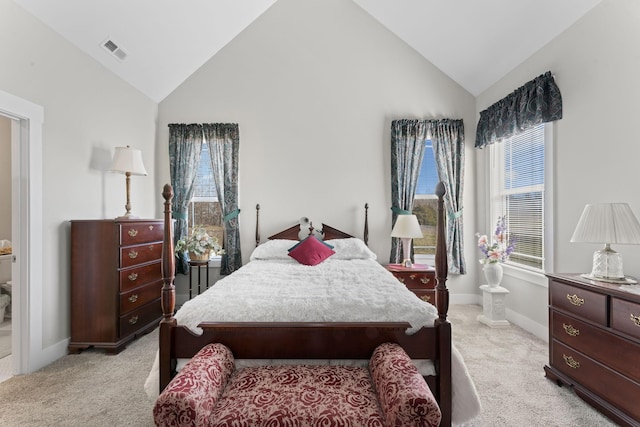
69, 219, 164, 354
545, 273, 640, 426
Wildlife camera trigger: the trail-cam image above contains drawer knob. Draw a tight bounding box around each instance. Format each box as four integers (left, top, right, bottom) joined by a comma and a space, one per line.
128, 316, 139, 325
410, 274, 416, 280
148, 225, 154, 231
566, 293, 584, 306
128, 229, 138, 237
420, 295, 431, 302
128, 250, 138, 259
397, 277, 405, 283
128, 273, 138, 281
420, 277, 431, 285
563, 354, 580, 369
562, 323, 580, 337
631, 313, 640, 327
128, 294, 138, 303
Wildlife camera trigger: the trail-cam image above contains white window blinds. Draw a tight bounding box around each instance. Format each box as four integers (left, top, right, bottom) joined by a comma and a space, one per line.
491, 124, 545, 269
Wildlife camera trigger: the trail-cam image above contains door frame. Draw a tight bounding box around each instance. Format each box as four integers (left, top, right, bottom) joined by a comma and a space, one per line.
0, 88, 44, 374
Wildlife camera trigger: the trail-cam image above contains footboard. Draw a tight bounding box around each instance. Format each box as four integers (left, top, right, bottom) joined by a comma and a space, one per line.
159, 322, 439, 386
158, 320, 451, 423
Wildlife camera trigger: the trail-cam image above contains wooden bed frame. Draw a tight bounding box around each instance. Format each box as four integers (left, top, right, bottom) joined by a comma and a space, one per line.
158, 183, 452, 426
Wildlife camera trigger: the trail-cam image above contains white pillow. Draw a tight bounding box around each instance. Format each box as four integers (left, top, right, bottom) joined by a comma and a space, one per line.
249, 239, 298, 261
325, 238, 377, 260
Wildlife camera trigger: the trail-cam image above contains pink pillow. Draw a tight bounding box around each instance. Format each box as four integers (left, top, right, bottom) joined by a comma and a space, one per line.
288, 236, 335, 266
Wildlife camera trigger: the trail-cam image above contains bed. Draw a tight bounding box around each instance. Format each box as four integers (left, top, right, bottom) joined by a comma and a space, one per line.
149, 182, 475, 427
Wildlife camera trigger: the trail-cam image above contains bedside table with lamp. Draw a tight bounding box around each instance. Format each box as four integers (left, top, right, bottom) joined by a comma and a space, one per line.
388, 213, 436, 304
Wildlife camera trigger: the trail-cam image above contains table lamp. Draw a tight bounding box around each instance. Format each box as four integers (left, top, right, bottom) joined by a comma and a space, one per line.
391, 214, 423, 268
570, 203, 640, 282
110, 145, 148, 219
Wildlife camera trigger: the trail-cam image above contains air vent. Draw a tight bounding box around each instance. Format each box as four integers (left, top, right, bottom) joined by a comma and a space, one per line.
101, 37, 128, 61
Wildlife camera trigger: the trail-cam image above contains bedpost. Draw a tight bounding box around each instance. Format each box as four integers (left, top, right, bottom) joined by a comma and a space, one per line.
434, 182, 449, 321
159, 184, 177, 392
434, 181, 452, 426
161, 184, 176, 320
255, 204, 261, 246
364, 203, 369, 246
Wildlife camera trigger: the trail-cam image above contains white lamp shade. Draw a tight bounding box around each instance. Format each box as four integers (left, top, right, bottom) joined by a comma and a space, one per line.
391, 214, 423, 238
570, 203, 640, 245
110, 145, 148, 176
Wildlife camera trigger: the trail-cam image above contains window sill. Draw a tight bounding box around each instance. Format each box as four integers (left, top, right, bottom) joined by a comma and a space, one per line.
414, 254, 435, 266
502, 263, 547, 288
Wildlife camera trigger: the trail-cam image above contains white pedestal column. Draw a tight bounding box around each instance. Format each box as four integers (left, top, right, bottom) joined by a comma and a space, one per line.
477, 284, 510, 327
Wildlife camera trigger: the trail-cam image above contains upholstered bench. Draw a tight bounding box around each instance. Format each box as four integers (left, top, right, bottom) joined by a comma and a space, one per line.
153, 342, 441, 427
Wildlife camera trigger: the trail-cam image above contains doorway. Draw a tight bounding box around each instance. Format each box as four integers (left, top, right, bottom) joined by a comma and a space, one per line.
0, 88, 45, 378
0, 116, 11, 381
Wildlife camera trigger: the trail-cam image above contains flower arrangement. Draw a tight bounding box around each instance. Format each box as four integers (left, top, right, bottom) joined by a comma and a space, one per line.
176, 226, 224, 258
476, 217, 516, 264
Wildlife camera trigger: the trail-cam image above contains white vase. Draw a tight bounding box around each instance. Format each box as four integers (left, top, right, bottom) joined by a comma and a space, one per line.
483, 262, 503, 288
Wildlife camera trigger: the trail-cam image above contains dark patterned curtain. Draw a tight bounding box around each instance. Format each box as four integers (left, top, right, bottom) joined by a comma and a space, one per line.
431, 119, 466, 274
202, 123, 242, 275
475, 71, 562, 149
168, 123, 203, 274
389, 120, 427, 264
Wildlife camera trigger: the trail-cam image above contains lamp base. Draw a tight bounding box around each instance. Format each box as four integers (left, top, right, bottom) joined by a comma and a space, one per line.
400, 238, 413, 268
116, 212, 139, 220
590, 244, 624, 280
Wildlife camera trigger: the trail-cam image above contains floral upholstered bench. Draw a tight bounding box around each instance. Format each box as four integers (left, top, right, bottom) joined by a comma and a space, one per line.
153, 342, 441, 427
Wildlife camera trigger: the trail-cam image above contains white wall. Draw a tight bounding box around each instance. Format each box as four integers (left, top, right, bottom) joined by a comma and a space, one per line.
0, 116, 9, 241
5, 0, 623, 362
156, 0, 480, 301
0, 0, 157, 357
475, 0, 640, 337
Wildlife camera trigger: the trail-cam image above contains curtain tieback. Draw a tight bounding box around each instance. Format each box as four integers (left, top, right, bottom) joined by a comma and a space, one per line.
391, 206, 411, 215
224, 208, 241, 222
449, 208, 463, 220
172, 211, 187, 220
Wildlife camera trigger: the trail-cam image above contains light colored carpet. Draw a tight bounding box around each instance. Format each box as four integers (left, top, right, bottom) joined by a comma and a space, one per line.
451, 305, 616, 427
0, 305, 619, 426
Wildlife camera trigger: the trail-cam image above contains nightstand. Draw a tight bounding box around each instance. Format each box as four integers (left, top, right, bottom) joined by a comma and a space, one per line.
386, 263, 436, 304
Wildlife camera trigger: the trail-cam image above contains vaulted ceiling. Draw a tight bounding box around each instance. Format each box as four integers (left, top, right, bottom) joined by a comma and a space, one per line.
13, 0, 602, 102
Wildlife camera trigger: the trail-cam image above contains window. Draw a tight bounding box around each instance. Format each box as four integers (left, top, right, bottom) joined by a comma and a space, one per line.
414, 140, 439, 259
489, 124, 549, 270
189, 141, 224, 254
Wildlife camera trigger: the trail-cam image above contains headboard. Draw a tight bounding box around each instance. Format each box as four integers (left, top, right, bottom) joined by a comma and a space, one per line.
255, 203, 369, 246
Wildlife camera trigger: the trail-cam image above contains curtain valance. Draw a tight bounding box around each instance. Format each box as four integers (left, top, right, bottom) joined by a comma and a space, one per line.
475, 71, 562, 149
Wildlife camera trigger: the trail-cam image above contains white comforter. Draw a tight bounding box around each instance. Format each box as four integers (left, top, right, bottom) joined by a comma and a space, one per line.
173, 257, 439, 333
144, 239, 480, 425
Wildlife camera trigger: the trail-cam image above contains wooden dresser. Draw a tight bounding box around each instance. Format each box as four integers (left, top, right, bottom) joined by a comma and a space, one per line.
386, 263, 436, 305
69, 219, 164, 354
545, 273, 640, 426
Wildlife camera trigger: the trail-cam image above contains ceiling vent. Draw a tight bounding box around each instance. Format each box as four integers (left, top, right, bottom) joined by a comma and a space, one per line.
101, 37, 128, 61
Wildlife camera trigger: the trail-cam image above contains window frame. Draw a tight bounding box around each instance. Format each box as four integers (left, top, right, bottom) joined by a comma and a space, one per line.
413, 139, 439, 265
187, 141, 222, 261
487, 123, 554, 275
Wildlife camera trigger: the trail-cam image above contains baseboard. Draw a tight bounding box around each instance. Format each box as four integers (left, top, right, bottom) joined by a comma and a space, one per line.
505, 308, 548, 342
450, 294, 548, 342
